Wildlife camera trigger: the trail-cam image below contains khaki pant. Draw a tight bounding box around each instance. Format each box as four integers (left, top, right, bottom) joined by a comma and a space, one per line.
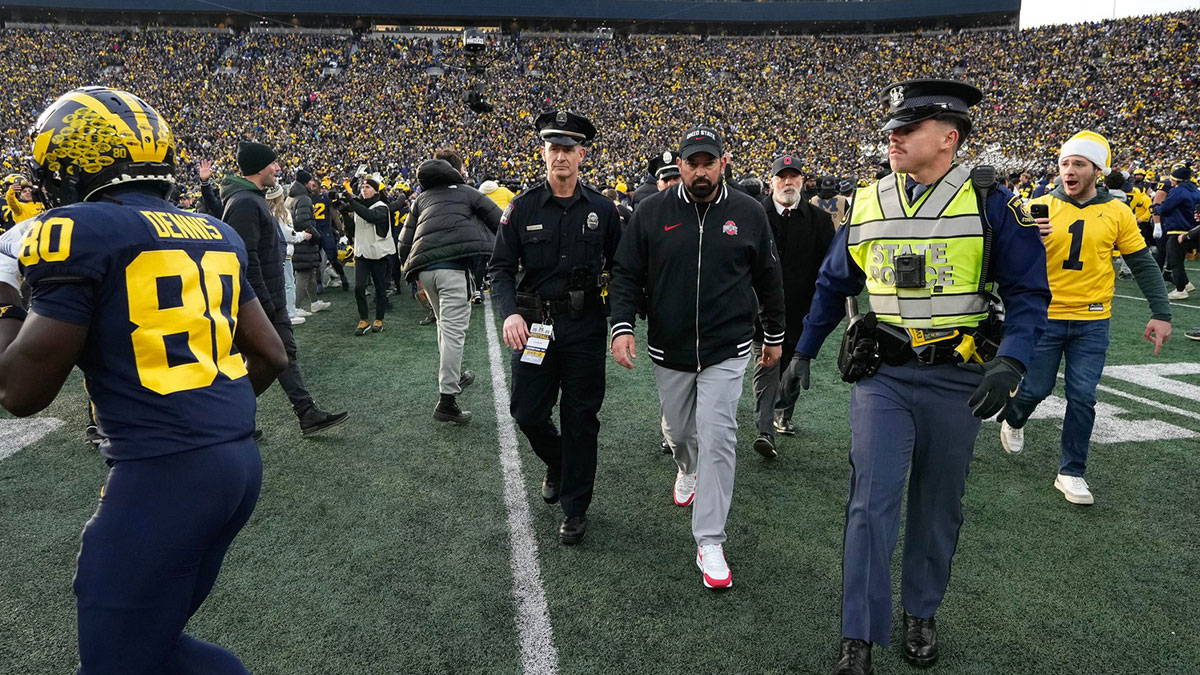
419, 268, 472, 395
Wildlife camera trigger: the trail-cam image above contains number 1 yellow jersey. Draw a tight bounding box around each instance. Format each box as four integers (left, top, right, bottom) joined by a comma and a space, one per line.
1031, 189, 1146, 321
17, 191, 257, 460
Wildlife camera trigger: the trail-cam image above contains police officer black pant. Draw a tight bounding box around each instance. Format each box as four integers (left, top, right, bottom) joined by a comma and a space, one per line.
842, 360, 981, 646
509, 311, 606, 518
751, 336, 799, 435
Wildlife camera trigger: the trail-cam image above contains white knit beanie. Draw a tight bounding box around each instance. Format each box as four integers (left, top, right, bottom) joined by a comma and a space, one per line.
1059, 131, 1111, 176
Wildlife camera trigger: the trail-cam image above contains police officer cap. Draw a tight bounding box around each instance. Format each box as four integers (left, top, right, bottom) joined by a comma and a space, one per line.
535, 110, 597, 147
770, 155, 803, 176
880, 79, 983, 131
649, 150, 682, 179
818, 175, 838, 191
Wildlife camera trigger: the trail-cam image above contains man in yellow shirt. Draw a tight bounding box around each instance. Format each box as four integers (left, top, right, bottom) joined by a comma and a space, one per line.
999, 131, 1172, 505
5, 179, 45, 226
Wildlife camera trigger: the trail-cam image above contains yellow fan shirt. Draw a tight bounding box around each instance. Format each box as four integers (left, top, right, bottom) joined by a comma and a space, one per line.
1032, 188, 1146, 320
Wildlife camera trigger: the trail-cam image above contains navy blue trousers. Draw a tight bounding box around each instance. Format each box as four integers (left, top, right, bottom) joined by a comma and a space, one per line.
75, 441, 261, 675
842, 360, 981, 646
509, 312, 606, 518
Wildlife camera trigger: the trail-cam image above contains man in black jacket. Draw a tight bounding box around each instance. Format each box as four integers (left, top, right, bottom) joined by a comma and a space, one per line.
288, 170, 327, 315
400, 158, 502, 423
220, 141, 348, 436
609, 126, 785, 590
750, 156, 836, 458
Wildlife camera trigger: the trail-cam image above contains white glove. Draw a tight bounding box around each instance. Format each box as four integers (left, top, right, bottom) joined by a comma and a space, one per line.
0, 218, 35, 259
339, 236, 348, 246
1153, 222, 1162, 240
0, 250, 19, 291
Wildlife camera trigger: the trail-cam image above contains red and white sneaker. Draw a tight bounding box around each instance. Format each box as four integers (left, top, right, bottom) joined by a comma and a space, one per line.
696, 544, 732, 589
673, 470, 697, 506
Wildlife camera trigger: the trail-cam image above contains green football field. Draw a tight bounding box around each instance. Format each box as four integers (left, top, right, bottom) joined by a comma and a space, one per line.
2, 266, 1199, 675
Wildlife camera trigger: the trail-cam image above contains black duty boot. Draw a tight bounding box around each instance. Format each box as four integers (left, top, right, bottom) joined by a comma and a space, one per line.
559, 516, 587, 545
299, 405, 350, 436
433, 394, 471, 425
903, 611, 938, 666
753, 432, 777, 459
832, 638, 872, 675
458, 370, 476, 389
541, 466, 561, 504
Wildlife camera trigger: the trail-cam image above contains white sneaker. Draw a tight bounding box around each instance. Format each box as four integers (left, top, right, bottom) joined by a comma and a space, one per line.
1168, 289, 1189, 301
290, 315, 306, 325
696, 544, 732, 589
1188, 282, 1196, 292
1054, 474, 1094, 505
673, 470, 696, 507
310, 300, 332, 312
999, 421, 1024, 455
295, 308, 313, 317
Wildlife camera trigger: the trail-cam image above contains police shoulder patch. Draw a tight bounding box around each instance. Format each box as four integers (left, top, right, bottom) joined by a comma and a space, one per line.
1008, 195, 1036, 227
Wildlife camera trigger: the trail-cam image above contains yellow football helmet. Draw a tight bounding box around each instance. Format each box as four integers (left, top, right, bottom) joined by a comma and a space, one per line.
30, 86, 176, 204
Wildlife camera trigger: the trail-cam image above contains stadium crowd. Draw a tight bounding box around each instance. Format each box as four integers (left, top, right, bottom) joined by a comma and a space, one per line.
1, 10, 1199, 191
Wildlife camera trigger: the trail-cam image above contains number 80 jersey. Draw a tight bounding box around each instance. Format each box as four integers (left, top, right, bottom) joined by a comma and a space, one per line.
18, 191, 258, 460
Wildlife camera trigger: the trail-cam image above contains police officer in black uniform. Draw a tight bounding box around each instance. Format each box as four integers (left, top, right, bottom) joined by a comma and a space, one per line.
489, 110, 622, 544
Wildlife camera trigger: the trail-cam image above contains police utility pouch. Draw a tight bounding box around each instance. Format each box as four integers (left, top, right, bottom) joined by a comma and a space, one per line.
838, 300, 883, 383
516, 292, 542, 324
893, 253, 926, 288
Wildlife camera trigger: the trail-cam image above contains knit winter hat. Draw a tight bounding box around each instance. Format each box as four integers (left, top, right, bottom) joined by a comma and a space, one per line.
1059, 131, 1111, 176
294, 169, 313, 185
1171, 163, 1193, 181
236, 141, 277, 176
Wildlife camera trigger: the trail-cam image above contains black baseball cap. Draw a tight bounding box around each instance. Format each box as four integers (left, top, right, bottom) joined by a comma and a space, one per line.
679, 126, 723, 160
880, 79, 983, 132
535, 110, 597, 147
770, 155, 803, 176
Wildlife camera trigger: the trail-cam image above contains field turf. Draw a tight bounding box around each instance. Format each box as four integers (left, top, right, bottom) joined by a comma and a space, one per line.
2, 268, 1199, 675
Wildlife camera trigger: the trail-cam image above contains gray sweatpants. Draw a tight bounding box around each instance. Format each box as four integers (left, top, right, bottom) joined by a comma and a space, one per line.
654, 354, 750, 546
419, 268, 472, 395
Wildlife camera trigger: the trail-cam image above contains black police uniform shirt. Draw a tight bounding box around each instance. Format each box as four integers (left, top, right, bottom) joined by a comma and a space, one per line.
489, 179, 622, 319
17, 189, 258, 461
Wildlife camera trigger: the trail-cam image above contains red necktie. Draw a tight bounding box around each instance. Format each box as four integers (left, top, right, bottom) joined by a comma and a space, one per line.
782, 208, 791, 218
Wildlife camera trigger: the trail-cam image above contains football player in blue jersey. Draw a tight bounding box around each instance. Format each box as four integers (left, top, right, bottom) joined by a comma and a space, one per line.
0, 87, 288, 674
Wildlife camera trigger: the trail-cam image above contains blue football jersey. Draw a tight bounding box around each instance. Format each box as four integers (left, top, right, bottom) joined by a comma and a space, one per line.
18, 190, 258, 460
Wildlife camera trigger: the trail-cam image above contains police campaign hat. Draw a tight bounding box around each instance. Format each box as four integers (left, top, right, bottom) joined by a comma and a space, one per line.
770, 155, 803, 176
649, 150, 682, 179
679, 125, 724, 159
535, 110, 597, 146
880, 79, 983, 131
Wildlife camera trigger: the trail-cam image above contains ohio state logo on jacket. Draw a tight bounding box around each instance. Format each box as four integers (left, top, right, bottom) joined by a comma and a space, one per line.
723, 221, 738, 235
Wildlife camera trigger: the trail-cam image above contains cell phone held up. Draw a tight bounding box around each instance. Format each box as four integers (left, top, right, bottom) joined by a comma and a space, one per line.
1029, 203, 1049, 237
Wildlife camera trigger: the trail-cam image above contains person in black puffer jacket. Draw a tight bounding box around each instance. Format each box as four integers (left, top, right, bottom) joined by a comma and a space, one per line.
287, 175, 325, 314
398, 158, 503, 422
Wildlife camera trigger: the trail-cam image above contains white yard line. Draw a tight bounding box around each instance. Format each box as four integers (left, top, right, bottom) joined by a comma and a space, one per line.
482, 297, 560, 675
1114, 293, 1200, 311
0, 417, 65, 461
1055, 373, 1200, 422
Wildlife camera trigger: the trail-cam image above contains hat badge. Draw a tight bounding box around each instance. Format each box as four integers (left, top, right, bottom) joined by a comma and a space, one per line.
889, 86, 905, 110
663, 151, 673, 163
556, 111, 568, 125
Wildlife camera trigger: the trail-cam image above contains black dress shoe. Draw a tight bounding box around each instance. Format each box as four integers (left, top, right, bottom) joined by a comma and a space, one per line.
753, 433, 777, 459
660, 439, 672, 455
903, 611, 937, 666
541, 466, 561, 504
559, 516, 587, 545
832, 638, 872, 675
299, 406, 350, 436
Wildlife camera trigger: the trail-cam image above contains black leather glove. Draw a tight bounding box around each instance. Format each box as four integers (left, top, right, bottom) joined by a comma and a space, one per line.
960, 356, 1024, 419
780, 353, 811, 403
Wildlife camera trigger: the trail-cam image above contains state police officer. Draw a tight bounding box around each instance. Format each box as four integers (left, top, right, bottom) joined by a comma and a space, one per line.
781, 80, 1051, 673
489, 110, 622, 545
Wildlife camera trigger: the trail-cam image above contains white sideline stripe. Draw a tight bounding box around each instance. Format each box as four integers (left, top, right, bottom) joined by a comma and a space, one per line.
482, 297, 560, 675
1056, 372, 1200, 422
0, 417, 66, 461
1113, 293, 1200, 311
